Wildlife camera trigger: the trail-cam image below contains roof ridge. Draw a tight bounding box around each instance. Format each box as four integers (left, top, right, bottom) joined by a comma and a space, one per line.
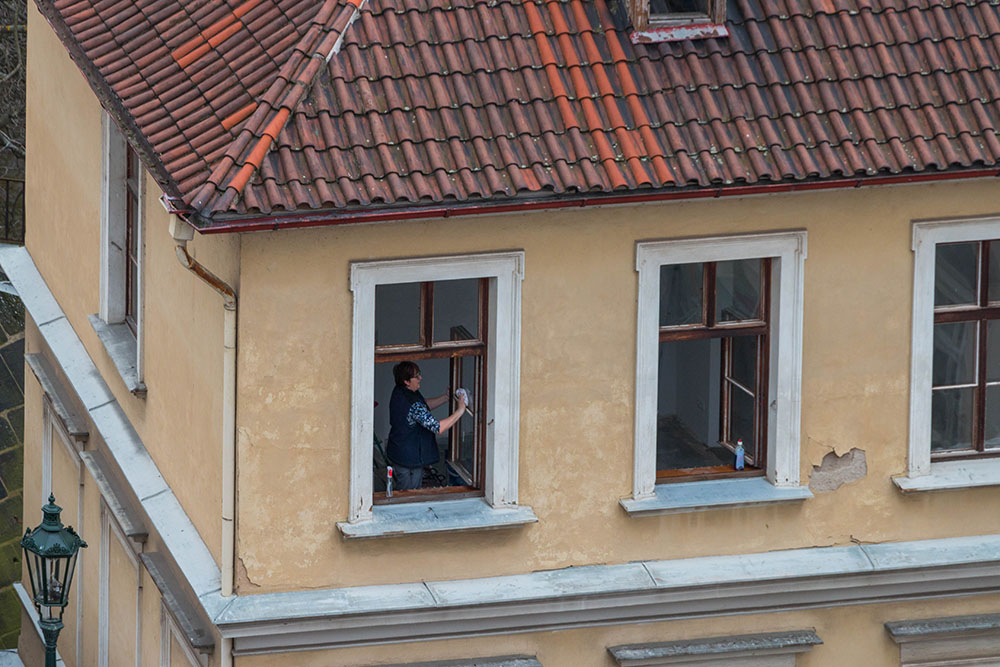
190, 0, 366, 215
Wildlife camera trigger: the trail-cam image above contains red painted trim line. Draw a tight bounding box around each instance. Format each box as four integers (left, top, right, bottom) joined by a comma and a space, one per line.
182, 169, 1000, 234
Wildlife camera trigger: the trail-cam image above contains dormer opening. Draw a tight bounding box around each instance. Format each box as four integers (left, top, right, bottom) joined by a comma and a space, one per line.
628, 0, 728, 43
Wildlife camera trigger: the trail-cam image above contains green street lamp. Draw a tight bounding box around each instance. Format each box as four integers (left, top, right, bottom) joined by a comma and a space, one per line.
20, 494, 87, 667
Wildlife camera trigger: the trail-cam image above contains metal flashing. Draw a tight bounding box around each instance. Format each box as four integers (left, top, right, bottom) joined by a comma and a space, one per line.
0, 245, 223, 616
88, 314, 146, 396
893, 458, 1000, 493
620, 477, 813, 516
141, 552, 216, 652
337, 498, 538, 539
79, 450, 147, 541
25, 352, 88, 440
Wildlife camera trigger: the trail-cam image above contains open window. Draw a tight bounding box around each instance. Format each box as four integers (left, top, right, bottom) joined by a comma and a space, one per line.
657, 259, 771, 481
627, 0, 728, 43
628, 232, 807, 513
93, 112, 145, 395
372, 278, 489, 501
346, 252, 526, 529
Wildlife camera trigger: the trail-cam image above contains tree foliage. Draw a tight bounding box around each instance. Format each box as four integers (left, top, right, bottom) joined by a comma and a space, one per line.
0, 0, 26, 179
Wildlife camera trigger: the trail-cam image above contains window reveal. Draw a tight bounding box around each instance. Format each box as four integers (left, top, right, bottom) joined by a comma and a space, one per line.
932, 240, 1000, 458
656, 258, 771, 480
373, 278, 488, 500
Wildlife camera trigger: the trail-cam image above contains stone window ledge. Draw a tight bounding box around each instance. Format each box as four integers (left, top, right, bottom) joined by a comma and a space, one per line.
893, 458, 1000, 493
609, 629, 822, 666
89, 314, 145, 396
620, 477, 812, 517
336, 497, 537, 539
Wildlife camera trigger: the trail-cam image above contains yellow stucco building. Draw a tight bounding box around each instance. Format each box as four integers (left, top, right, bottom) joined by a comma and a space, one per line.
7, 0, 1000, 664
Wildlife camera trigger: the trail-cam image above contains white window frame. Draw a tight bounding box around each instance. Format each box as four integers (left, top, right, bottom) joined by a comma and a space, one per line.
99, 112, 145, 383
905, 216, 1000, 485
41, 399, 86, 664
160, 601, 206, 667
98, 500, 143, 667
632, 231, 807, 499
347, 251, 524, 523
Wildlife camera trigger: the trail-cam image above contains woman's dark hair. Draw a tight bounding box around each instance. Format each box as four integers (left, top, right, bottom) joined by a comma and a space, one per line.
393, 361, 421, 387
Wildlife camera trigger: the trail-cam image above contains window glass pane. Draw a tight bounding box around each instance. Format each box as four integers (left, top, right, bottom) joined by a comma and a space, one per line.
433, 278, 479, 342
985, 385, 1000, 450
931, 387, 975, 452
650, 0, 708, 13
932, 321, 977, 387
716, 259, 762, 322
989, 242, 1000, 304
728, 335, 758, 390
659, 263, 702, 327
935, 242, 978, 307
128, 260, 139, 321
987, 320, 1000, 382
375, 282, 421, 346
727, 383, 755, 456
656, 338, 731, 470
450, 356, 478, 482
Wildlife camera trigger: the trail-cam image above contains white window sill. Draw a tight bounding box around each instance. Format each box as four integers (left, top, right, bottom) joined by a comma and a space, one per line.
893, 458, 1000, 493
336, 497, 537, 539
89, 314, 145, 397
620, 477, 813, 516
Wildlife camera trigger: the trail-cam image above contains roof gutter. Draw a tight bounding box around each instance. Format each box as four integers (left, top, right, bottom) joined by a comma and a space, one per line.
179, 168, 1000, 235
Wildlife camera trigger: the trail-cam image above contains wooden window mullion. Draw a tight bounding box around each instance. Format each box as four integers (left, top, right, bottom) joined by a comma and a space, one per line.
704, 262, 716, 327
976, 243, 991, 452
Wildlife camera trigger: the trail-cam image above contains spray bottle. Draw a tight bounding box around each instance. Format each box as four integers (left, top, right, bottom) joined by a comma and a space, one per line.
734, 439, 745, 471
386, 465, 394, 498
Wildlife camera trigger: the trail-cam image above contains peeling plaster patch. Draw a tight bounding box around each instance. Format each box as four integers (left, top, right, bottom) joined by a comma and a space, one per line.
809, 448, 867, 494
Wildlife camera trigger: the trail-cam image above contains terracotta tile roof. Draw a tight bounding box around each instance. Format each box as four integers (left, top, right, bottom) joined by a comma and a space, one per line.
35, 0, 1000, 225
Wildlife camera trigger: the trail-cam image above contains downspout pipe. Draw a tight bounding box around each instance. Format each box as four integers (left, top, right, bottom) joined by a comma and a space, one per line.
168, 214, 238, 611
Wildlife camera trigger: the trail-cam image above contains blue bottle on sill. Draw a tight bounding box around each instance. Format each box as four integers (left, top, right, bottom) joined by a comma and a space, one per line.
735, 440, 745, 471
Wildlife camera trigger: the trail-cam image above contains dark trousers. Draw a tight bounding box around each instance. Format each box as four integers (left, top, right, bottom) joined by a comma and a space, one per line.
394, 465, 423, 491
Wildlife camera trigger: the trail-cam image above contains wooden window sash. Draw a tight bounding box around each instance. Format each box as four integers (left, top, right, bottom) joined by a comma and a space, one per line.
124, 147, 140, 336
373, 278, 491, 503
932, 240, 1000, 460
656, 258, 771, 480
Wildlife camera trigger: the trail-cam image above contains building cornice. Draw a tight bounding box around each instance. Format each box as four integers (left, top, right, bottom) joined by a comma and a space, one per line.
3, 244, 1000, 658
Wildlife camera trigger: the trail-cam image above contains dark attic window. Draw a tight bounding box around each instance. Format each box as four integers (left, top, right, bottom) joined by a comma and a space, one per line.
627, 0, 728, 43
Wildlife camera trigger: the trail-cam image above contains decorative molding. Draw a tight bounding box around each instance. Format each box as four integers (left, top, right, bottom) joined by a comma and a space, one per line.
887, 612, 1000, 666
217, 535, 1000, 654
348, 251, 525, 523
609, 629, 821, 666
633, 231, 807, 501
373, 657, 541, 667
25, 353, 89, 440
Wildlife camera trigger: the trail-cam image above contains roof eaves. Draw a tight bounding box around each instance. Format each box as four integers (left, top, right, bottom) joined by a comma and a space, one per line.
33, 0, 187, 204
190, 0, 366, 217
